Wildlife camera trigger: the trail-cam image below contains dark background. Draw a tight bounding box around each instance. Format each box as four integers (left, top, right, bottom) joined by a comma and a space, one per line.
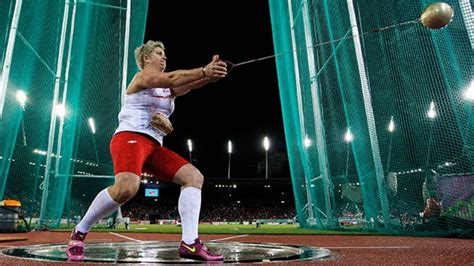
144, 1, 289, 179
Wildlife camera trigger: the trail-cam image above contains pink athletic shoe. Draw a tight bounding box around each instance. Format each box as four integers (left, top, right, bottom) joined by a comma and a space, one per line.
178, 238, 224, 261
65, 228, 87, 261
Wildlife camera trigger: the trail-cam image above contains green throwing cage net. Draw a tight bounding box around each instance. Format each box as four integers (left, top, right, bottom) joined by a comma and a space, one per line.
269, 0, 473, 236
0, 0, 148, 228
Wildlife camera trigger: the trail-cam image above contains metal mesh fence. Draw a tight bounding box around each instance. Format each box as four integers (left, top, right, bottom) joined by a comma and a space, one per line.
0, 0, 148, 228
269, 0, 473, 236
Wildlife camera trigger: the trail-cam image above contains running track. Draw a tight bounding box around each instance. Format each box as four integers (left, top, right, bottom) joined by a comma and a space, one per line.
0, 231, 473, 265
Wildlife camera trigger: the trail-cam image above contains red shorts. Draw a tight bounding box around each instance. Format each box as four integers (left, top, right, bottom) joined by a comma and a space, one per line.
110, 131, 188, 181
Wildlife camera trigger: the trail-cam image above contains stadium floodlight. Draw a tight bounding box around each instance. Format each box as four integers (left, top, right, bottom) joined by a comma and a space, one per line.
15, 90, 27, 110
388, 116, 395, 133
343, 128, 354, 143
344, 128, 353, 177
33, 149, 47, 156
88, 117, 96, 134
16, 90, 27, 145
427, 101, 437, 119
426, 101, 437, 166
263, 136, 270, 151
386, 116, 395, 173
55, 103, 66, 118
263, 136, 270, 179
464, 80, 474, 101
227, 140, 232, 179
88, 117, 99, 163
228, 140, 232, 154
304, 135, 312, 148
187, 139, 193, 162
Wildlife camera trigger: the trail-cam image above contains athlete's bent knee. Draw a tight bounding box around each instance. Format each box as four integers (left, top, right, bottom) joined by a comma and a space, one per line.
109, 172, 140, 203
190, 171, 204, 188
174, 165, 204, 189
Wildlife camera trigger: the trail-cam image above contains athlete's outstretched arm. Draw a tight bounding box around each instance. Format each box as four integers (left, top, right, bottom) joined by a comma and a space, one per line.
128, 55, 226, 95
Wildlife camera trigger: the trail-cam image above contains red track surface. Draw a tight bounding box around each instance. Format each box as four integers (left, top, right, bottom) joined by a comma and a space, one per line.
0, 231, 473, 265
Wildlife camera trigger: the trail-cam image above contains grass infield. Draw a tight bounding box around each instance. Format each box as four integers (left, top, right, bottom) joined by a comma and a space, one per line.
54, 223, 383, 235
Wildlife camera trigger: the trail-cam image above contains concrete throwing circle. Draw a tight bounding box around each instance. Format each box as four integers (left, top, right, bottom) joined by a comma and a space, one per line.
2, 241, 331, 263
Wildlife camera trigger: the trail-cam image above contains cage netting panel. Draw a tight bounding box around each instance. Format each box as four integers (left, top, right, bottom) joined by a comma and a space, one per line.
269, 0, 473, 236
0, 0, 148, 228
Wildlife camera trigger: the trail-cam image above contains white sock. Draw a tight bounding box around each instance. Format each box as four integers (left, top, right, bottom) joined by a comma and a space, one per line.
76, 188, 120, 233
178, 187, 201, 244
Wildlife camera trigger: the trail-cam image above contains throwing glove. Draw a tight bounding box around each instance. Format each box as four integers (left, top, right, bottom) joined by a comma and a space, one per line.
150, 112, 173, 135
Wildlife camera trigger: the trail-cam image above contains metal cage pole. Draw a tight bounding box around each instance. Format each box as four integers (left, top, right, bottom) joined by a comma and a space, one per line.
0, 0, 23, 118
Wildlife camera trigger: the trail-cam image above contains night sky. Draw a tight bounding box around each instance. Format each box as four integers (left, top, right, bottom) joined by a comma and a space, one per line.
143, 1, 288, 179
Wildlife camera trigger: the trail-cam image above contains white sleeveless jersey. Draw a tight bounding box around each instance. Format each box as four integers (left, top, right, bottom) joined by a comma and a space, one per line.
114, 87, 175, 145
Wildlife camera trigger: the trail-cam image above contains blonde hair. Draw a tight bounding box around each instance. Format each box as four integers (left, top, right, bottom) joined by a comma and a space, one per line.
134, 40, 165, 70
